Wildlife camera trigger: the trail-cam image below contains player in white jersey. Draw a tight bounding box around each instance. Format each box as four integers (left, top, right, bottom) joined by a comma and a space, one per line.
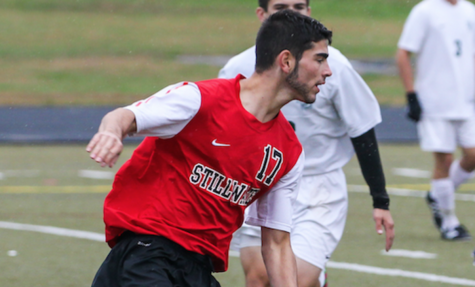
219, 1, 395, 286
396, 0, 475, 241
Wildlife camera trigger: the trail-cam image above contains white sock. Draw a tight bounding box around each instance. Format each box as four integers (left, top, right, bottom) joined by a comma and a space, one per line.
430, 178, 460, 230
449, 159, 475, 190
441, 210, 460, 231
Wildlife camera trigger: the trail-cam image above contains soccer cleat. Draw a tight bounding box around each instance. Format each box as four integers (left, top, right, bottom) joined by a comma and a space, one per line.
425, 192, 442, 230
441, 225, 472, 241
472, 249, 475, 266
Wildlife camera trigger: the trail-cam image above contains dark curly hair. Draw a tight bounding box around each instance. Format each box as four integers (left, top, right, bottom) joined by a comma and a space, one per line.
255, 9, 332, 73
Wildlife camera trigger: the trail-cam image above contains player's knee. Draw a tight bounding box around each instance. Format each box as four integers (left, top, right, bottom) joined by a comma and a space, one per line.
245, 269, 270, 287
437, 157, 452, 168
300, 281, 320, 287
245, 268, 270, 287
296, 258, 323, 287
298, 275, 321, 287
462, 150, 475, 166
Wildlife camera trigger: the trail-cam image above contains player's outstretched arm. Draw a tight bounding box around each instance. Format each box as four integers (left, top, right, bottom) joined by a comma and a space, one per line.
261, 227, 298, 287
351, 128, 395, 251
373, 208, 395, 251
350, 128, 389, 210
86, 108, 137, 168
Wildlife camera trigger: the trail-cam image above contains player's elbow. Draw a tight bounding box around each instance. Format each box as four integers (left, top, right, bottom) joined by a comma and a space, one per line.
395, 49, 411, 64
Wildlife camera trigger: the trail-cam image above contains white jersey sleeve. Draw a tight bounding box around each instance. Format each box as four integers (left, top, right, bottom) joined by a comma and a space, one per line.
218, 46, 256, 79
245, 150, 305, 233
124, 82, 201, 138
398, 3, 429, 53
331, 57, 382, 138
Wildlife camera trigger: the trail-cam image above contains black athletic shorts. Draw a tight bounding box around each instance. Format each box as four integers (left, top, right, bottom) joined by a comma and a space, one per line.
91, 232, 221, 287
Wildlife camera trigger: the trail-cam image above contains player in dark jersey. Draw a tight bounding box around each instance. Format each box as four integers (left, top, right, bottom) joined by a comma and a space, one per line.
86, 10, 332, 287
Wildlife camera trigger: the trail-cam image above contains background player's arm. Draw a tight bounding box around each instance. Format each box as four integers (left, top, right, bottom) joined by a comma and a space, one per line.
351, 128, 395, 251
396, 48, 415, 93
86, 108, 136, 168
396, 48, 422, 122
261, 227, 298, 287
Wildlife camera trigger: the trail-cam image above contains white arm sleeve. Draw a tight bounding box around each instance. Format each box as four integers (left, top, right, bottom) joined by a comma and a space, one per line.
124, 82, 201, 138
333, 64, 382, 138
246, 150, 305, 233
398, 6, 428, 53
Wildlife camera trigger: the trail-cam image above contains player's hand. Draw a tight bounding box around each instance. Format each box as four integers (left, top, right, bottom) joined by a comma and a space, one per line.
86, 131, 123, 168
406, 91, 422, 122
373, 208, 395, 252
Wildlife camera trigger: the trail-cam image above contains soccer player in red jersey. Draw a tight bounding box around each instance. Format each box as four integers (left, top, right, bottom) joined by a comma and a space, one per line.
86, 10, 332, 287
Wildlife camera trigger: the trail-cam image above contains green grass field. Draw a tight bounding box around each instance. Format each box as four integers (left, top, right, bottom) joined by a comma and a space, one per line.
5, 0, 472, 107
2, 1, 475, 286
1, 144, 474, 286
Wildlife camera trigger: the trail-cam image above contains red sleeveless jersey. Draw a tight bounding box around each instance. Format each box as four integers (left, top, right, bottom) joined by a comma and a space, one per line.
103, 76, 303, 271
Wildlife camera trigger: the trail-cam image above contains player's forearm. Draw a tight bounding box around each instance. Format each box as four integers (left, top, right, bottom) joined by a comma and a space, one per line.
396, 49, 415, 92
98, 108, 137, 139
262, 245, 297, 287
87, 108, 135, 168
261, 229, 298, 287
351, 128, 390, 210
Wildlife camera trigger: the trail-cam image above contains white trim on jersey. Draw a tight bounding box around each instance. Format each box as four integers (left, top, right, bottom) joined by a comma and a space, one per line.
124, 82, 201, 139
246, 151, 305, 233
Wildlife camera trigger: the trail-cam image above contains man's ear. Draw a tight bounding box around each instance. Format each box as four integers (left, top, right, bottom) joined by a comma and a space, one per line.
256, 7, 267, 23
277, 50, 296, 74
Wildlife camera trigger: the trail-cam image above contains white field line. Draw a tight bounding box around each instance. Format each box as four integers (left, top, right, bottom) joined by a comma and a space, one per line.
348, 185, 475, 202
0, 221, 104, 242
326, 261, 475, 286
229, 250, 240, 258
380, 249, 437, 259
229, 251, 475, 285
78, 170, 115, 180
1, 221, 475, 286
392, 168, 431, 179
0, 170, 40, 179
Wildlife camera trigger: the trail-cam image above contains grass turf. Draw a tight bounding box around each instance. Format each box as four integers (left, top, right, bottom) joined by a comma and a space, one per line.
6, 0, 475, 106
1, 144, 475, 286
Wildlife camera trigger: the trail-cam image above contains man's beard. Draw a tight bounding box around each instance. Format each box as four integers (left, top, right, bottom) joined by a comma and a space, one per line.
285, 64, 314, 103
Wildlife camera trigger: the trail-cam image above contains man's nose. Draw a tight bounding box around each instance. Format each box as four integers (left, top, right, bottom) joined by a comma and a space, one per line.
325, 64, 332, 78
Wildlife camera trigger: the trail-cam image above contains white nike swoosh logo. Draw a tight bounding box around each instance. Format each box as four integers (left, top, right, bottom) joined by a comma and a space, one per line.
137, 241, 151, 247
212, 139, 230, 147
